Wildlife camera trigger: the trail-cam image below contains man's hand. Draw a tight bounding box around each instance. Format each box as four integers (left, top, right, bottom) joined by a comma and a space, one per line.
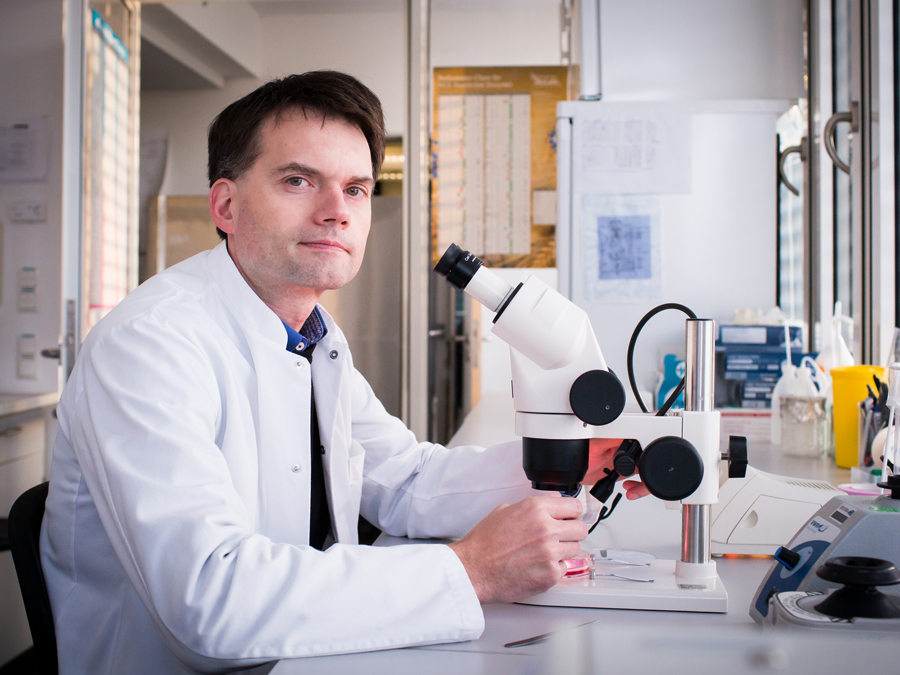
448, 496, 587, 604
585, 438, 651, 500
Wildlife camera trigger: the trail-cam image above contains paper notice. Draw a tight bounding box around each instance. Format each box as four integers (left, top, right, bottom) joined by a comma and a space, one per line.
532, 189, 557, 225
573, 107, 691, 195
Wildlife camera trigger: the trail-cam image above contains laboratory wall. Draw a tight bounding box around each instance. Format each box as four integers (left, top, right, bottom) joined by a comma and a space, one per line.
601, 0, 805, 101
142, 0, 407, 197
0, 0, 65, 663
431, 0, 561, 68
0, 0, 64, 396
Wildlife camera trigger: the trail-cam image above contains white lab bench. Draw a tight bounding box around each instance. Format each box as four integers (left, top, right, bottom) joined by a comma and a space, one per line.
271, 392, 854, 675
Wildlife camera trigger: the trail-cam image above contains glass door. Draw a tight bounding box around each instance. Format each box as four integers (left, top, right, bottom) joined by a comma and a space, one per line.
821, 0, 894, 364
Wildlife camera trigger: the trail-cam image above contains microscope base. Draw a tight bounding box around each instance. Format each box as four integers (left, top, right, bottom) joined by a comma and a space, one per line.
518, 559, 728, 613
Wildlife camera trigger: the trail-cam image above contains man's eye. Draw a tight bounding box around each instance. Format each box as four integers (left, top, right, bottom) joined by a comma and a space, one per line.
287, 177, 307, 187
347, 186, 366, 197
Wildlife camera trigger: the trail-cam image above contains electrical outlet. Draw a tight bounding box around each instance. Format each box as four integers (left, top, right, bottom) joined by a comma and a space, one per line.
8, 200, 47, 223
17, 334, 38, 379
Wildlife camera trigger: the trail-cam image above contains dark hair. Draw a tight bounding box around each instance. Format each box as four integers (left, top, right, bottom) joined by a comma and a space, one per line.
207, 71, 386, 239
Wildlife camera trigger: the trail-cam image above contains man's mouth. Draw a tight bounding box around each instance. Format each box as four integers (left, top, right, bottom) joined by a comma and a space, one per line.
302, 240, 347, 253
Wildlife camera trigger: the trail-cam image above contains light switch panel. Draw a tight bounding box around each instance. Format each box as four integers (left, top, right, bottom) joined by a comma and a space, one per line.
17, 267, 38, 312
8, 200, 48, 223
17, 333, 38, 379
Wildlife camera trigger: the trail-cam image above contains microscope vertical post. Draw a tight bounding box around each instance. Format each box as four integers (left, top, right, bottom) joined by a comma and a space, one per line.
682, 319, 716, 566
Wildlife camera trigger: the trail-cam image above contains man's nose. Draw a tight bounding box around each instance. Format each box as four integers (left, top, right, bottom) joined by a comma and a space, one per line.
315, 185, 351, 226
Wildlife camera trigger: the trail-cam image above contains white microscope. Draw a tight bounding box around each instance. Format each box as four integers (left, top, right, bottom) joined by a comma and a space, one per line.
435, 244, 748, 613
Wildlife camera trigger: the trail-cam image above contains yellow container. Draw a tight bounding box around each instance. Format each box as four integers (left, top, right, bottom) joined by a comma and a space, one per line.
831, 365, 884, 468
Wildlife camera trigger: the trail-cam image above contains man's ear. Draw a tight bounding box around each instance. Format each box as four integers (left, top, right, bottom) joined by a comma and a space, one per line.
209, 178, 238, 235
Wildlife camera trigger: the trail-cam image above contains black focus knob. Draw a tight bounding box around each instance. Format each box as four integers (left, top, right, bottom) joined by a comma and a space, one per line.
774, 546, 801, 571
637, 436, 703, 501
613, 439, 642, 477
569, 369, 626, 426
726, 435, 748, 479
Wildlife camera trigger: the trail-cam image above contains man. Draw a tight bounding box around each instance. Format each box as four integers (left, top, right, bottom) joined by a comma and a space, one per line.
42, 71, 645, 674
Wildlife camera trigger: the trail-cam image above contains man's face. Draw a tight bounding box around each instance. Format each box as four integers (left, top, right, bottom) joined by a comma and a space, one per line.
221, 111, 374, 300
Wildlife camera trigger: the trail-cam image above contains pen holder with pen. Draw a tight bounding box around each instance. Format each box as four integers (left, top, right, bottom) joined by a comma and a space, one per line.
859, 397, 887, 469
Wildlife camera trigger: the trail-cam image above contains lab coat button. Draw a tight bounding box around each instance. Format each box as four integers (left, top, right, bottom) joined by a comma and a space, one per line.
295, 360, 303, 368
291, 464, 301, 473
329, 350, 338, 359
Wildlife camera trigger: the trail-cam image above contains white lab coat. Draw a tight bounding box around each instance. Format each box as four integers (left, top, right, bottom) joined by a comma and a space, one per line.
41, 242, 537, 675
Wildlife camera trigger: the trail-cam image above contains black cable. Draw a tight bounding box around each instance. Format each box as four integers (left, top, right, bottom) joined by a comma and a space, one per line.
626, 303, 697, 415
658, 379, 686, 417
588, 492, 622, 533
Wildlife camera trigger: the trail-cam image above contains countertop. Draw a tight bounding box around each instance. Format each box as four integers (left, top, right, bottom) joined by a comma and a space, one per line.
271, 393, 864, 674
0, 392, 58, 418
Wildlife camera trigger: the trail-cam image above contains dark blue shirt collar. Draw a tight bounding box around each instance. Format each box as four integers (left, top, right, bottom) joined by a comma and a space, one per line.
283, 306, 328, 353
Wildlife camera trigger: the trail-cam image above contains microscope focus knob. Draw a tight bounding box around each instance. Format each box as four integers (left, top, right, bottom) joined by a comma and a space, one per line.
637, 436, 704, 501
725, 435, 748, 479
569, 369, 626, 426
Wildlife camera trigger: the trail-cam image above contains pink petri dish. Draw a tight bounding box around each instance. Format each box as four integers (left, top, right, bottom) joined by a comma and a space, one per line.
562, 554, 593, 577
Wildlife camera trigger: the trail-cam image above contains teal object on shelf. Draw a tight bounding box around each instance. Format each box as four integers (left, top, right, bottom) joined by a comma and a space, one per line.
658, 354, 685, 410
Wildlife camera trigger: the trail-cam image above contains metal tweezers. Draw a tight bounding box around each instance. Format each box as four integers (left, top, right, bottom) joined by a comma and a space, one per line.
504, 619, 602, 648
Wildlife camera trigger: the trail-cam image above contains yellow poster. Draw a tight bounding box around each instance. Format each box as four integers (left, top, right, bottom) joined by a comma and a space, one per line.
432, 66, 572, 268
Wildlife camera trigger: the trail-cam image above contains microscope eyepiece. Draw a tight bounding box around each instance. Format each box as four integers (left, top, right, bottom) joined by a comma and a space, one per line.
434, 244, 484, 292
434, 244, 513, 312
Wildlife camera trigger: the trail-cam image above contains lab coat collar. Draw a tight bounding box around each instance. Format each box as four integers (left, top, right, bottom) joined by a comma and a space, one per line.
206, 242, 285, 348
205, 242, 347, 350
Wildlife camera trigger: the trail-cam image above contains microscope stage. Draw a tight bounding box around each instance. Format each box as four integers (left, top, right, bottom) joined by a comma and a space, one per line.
518, 559, 728, 613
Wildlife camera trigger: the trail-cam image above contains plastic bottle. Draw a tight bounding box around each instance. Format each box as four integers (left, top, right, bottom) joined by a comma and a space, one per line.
771, 322, 799, 444
803, 356, 831, 398
656, 354, 685, 411
815, 301, 855, 371
787, 362, 820, 397
770, 360, 798, 444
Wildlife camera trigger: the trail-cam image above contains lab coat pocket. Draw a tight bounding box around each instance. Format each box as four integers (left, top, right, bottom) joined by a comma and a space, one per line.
347, 445, 366, 490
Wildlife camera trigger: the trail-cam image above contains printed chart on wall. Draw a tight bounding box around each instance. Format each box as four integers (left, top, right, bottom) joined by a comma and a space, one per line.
432, 67, 571, 268
581, 194, 662, 302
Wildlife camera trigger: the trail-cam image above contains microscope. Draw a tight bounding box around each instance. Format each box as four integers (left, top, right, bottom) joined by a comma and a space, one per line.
435, 244, 747, 613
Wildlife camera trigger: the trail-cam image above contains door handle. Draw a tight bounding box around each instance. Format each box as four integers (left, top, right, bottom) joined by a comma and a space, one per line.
41, 348, 61, 361
778, 137, 807, 196
823, 102, 859, 174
